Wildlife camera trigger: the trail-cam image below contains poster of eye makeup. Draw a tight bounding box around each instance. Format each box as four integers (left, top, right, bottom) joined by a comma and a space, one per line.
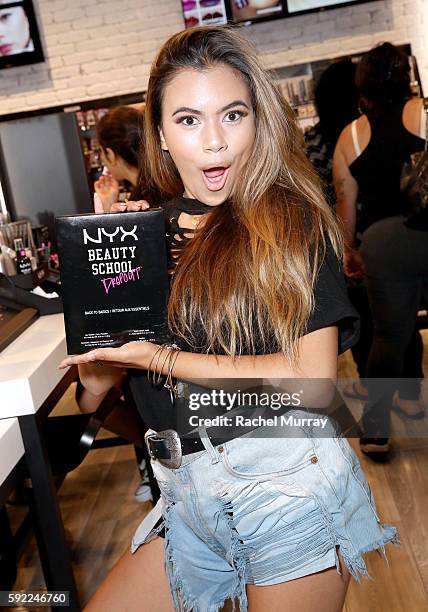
0, 0, 44, 69
181, 0, 228, 29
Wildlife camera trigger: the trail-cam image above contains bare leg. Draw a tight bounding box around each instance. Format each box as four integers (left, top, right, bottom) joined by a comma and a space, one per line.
247, 549, 350, 612
102, 402, 143, 447
77, 386, 110, 414
84, 537, 173, 612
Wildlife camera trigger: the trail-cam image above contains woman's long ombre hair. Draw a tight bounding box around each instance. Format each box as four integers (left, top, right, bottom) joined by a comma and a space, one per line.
144, 26, 342, 361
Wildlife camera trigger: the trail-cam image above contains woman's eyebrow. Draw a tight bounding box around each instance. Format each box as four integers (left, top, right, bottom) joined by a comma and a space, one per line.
172, 100, 250, 117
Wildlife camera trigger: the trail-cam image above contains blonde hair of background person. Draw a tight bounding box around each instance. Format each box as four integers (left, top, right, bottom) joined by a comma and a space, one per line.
60, 27, 398, 612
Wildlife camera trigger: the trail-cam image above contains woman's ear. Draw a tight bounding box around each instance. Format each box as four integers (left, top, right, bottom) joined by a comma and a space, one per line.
159, 129, 168, 151
105, 147, 117, 165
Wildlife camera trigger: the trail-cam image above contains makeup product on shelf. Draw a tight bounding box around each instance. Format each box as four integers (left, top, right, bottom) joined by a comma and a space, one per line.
56, 209, 170, 354
14, 239, 32, 275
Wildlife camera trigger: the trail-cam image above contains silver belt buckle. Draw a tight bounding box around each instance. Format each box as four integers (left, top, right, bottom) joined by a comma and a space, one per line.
145, 429, 182, 469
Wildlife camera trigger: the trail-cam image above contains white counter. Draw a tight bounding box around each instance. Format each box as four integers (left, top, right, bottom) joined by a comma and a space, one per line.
0, 314, 69, 418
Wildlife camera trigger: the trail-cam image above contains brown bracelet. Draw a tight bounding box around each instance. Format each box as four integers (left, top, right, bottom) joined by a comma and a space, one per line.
146, 342, 181, 400
146, 344, 164, 382
164, 347, 181, 403
151, 345, 169, 385
155, 347, 173, 386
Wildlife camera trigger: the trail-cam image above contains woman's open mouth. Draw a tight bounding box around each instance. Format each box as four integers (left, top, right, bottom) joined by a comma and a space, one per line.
202, 166, 230, 191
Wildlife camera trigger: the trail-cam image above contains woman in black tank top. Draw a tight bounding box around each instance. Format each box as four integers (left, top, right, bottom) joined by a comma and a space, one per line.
333, 42, 427, 453
349, 100, 424, 233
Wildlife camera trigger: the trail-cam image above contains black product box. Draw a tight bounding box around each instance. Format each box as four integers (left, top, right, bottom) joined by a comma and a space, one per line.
10, 263, 49, 289
56, 209, 170, 354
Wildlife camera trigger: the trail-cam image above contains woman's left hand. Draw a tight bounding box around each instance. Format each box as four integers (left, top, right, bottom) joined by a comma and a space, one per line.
94, 174, 120, 212
59, 341, 158, 370
343, 248, 364, 278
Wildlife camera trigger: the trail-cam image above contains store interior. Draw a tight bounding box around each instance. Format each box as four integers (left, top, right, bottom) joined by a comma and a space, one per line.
0, 1, 428, 611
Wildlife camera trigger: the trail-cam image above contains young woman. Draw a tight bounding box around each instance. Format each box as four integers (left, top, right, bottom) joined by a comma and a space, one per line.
60, 27, 399, 612
333, 43, 427, 454
93, 105, 148, 213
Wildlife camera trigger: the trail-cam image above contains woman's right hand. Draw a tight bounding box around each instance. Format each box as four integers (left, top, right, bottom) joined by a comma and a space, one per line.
109, 200, 150, 213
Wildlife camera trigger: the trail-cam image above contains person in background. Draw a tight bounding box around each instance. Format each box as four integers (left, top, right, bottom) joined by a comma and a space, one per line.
77, 105, 153, 502
304, 60, 374, 401
305, 59, 359, 208
93, 105, 147, 214
333, 42, 427, 457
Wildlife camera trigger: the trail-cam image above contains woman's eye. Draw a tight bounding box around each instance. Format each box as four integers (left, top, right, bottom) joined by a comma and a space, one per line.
224, 111, 244, 122
178, 116, 199, 127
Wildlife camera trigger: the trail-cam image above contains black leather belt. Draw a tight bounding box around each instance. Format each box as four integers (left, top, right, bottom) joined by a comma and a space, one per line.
145, 429, 230, 469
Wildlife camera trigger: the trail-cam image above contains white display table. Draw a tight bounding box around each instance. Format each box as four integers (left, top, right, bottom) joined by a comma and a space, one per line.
0, 314, 68, 418
0, 314, 80, 610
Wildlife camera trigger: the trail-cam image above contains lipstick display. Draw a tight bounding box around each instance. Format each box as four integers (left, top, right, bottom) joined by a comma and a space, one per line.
181, 0, 227, 29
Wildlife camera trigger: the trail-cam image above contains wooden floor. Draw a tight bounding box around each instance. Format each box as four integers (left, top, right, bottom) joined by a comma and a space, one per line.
6, 330, 428, 611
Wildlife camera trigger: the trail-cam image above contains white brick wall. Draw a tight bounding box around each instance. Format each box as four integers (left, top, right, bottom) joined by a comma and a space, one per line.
0, 0, 427, 115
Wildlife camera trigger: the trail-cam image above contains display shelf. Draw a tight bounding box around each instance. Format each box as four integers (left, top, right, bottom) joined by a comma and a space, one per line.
269, 43, 421, 131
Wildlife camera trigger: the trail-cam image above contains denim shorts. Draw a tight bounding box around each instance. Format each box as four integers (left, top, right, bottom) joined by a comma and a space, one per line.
131, 415, 399, 612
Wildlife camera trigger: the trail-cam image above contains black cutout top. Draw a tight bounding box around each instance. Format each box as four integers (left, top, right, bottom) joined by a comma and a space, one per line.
128, 195, 360, 432
165, 196, 213, 272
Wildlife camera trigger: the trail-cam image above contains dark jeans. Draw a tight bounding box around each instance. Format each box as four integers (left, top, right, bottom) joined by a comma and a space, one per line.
346, 278, 373, 380
360, 216, 428, 437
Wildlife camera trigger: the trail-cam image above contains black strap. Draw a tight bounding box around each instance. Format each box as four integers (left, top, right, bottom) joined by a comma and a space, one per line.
148, 435, 227, 460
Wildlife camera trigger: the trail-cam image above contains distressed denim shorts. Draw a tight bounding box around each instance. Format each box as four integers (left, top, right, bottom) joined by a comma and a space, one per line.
131, 414, 399, 612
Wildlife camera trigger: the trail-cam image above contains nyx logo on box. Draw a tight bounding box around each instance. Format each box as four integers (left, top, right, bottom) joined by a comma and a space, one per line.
83, 225, 138, 244
83, 224, 142, 291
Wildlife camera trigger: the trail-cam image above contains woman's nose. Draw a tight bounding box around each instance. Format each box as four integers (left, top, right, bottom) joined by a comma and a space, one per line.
202, 122, 227, 154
